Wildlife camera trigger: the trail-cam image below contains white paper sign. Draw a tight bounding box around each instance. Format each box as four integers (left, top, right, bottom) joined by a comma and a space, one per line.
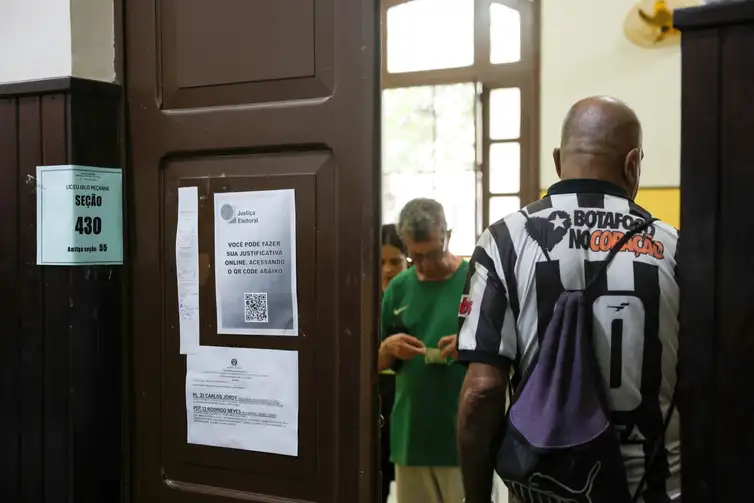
176, 187, 200, 354
36, 165, 124, 266
186, 346, 299, 456
213, 190, 298, 336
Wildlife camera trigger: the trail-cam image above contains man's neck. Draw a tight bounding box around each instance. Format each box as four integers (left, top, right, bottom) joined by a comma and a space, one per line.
561, 160, 627, 191
550, 177, 631, 200
416, 254, 462, 282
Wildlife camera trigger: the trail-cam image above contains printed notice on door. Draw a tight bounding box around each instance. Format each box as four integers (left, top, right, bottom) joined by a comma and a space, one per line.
36, 165, 124, 266
176, 186, 200, 354
214, 189, 298, 336
186, 346, 299, 456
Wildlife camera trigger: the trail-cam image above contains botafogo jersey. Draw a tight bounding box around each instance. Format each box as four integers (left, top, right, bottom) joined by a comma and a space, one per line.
457, 179, 680, 503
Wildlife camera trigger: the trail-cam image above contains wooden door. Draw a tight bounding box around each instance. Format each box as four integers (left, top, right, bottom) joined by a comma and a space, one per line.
125, 1, 380, 502
677, 4, 754, 502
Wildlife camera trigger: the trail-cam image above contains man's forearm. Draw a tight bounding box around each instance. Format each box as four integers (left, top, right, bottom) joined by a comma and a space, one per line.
377, 343, 395, 372
457, 365, 508, 503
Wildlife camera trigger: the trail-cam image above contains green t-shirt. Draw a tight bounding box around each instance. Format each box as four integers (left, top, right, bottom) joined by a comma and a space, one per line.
381, 262, 468, 467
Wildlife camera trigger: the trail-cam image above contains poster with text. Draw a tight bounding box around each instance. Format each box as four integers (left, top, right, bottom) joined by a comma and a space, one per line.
214, 189, 298, 336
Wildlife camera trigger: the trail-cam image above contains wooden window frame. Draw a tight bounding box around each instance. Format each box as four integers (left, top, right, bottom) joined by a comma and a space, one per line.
381, 0, 541, 234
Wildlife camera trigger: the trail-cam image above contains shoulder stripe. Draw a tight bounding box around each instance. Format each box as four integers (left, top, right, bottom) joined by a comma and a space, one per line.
629, 200, 652, 220
475, 267, 508, 355
487, 218, 520, 319
524, 197, 553, 215
470, 245, 497, 280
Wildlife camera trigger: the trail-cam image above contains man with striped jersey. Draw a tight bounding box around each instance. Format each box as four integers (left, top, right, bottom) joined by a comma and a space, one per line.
456, 96, 680, 503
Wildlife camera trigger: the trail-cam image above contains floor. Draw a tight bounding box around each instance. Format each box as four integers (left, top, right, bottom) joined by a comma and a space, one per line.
386, 474, 510, 503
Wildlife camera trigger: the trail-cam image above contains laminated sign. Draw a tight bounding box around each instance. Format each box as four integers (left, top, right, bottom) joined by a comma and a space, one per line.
36, 165, 124, 266
214, 189, 299, 336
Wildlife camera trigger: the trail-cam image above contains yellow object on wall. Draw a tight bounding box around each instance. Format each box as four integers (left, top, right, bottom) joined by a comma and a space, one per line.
634, 187, 680, 229
537, 187, 680, 229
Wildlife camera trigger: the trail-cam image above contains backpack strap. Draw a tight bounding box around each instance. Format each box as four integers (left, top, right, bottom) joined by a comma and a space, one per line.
519, 209, 658, 276
585, 217, 658, 291
577, 215, 674, 502
631, 393, 677, 502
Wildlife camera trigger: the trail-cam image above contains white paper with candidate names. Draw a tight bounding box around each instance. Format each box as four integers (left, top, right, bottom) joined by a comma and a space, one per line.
186, 346, 299, 456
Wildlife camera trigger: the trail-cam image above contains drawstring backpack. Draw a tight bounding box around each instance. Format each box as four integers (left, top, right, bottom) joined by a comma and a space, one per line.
496, 215, 676, 503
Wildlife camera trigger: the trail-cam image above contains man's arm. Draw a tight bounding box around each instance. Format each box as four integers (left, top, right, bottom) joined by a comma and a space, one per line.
455, 229, 517, 503
378, 285, 425, 371
378, 286, 397, 372
377, 342, 396, 372
458, 362, 509, 503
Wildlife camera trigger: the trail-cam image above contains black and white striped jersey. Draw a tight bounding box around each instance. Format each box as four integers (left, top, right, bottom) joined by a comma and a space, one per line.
457, 179, 680, 503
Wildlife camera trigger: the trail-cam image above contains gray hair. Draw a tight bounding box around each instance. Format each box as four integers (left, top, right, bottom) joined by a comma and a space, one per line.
398, 198, 447, 242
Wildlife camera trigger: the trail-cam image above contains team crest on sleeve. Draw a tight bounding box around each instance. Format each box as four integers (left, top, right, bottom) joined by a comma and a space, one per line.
458, 295, 473, 318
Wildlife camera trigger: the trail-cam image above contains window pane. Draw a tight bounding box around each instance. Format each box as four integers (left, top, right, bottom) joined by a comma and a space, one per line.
489, 142, 520, 193
382, 84, 476, 176
383, 172, 477, 257
489, 87, 521, 140
387, 0, 474, 74
382, 83, 477, 256
490, 3, 521, 64
489, 196, 520, 224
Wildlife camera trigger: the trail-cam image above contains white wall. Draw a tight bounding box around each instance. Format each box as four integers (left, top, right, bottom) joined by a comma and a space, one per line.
71, 0, 115, 82
0, 0, 114, 84
0, 0, 72, 83
540, 0, 681, 188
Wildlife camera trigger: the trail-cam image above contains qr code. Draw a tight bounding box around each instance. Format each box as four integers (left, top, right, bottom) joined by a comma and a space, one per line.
244, 292, 268, 323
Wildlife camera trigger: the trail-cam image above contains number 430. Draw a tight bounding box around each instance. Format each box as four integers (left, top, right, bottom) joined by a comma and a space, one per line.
74, 216, 102, 235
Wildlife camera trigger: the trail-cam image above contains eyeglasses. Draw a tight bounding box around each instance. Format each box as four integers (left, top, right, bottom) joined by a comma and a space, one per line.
408, 248, 444, 264
407, 234, 448, 264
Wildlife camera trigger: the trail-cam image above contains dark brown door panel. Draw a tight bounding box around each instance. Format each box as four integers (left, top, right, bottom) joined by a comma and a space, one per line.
126, 0, 379, 501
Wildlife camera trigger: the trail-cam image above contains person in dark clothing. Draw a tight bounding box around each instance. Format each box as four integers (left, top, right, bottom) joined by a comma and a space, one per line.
380, 224, 407, 503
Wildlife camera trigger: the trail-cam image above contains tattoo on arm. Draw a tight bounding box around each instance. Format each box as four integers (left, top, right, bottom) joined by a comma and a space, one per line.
457, 362, 509, 503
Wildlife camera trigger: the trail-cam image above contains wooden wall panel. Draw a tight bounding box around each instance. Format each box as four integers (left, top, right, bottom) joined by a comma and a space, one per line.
0, 78, 123, 503
0, 96, 21, 502
676, 3, 754, 502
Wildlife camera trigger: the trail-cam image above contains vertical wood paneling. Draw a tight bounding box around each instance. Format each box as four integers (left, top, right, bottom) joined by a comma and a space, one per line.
678, 28, 720, 503
676, 3, 754, 502
68, 90, 122, 503
18, 96, 45, 503
0, 97, 20, 502
0, 79, 122, 503
40, 94, 70, 503
716, 23, 754, 503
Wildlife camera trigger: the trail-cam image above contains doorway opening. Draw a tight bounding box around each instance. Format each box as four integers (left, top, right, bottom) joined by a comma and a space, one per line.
380, 0, 540, 257
377, 2, 540, 503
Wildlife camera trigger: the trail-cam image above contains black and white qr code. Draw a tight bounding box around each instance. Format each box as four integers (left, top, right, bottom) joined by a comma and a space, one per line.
244, 292, 268, 323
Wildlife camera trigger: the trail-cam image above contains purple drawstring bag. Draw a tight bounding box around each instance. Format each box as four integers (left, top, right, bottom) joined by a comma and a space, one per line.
496, 217, 673, 503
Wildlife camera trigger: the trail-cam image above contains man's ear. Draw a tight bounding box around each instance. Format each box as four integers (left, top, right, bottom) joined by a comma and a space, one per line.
623, 148, 642, 199
553, 148, 562, 179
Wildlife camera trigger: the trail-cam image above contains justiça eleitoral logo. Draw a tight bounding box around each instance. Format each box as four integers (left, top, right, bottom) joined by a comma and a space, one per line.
220, 204, 236, 223
219, 203, 258, 224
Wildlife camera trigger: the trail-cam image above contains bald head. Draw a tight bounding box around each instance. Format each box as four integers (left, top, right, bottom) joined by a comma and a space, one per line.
554, 96, 643, 198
